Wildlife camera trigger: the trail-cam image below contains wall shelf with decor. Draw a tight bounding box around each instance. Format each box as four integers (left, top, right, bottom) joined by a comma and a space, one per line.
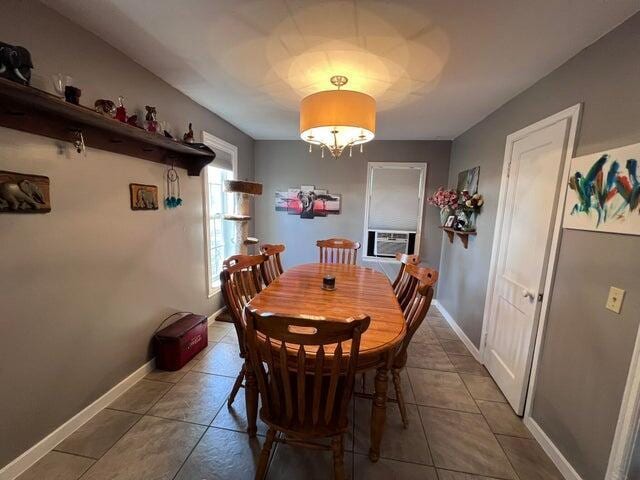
0, 77, 215, 176
440, 226, 476, 249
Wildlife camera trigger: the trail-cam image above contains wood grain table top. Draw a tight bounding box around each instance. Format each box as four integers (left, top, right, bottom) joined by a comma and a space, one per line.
248, 263, 406, 359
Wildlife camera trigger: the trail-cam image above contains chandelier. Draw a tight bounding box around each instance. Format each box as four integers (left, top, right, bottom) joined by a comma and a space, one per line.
299, 75, 376, 158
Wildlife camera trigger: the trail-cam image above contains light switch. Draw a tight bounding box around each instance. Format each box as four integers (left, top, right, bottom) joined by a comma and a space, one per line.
606, 286, 625, 314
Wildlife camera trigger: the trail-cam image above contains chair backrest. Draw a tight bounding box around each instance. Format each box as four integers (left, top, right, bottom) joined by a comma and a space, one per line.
244, 307, 370, 432
219, 254, 266, 356
316, 238, 361, 265
392, 253, 420, 307
398, 264, 438, 356
259, 243, 285, 285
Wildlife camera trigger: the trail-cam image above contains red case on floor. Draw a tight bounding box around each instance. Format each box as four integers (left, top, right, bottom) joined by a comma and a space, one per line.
154, 313, 208, 371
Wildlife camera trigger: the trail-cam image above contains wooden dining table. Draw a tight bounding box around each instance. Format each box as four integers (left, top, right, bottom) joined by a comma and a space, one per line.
244, 262, 406, 461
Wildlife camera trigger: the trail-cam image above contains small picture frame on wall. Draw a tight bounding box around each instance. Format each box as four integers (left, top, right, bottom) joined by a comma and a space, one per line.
0, 170, 51, 214
130, 183, 158, 210
444, 215, 456, 228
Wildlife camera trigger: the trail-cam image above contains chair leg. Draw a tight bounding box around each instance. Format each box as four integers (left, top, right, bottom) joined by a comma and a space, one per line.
331, 435, 345, 480
228, 363, 246, 407
255, 428, 276, 480
392, 368, 409, 428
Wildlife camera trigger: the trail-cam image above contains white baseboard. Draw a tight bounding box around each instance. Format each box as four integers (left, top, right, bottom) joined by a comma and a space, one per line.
0, 359, 155, 480
208, 306, 226, 326
432, 300, 482, 362
524, 416, 583, 480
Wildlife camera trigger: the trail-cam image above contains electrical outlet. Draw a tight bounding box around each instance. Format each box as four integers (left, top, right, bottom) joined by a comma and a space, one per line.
606, 286, 625, 314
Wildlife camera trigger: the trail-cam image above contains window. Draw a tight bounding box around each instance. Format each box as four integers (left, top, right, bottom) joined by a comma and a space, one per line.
204, 165, 235, 295
363, 162, 427, 260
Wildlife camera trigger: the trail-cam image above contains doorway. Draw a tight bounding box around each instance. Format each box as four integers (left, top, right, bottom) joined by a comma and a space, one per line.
481, 104, 581, 415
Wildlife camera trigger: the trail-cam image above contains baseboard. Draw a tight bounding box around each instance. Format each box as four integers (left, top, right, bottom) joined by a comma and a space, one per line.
432, 300, 482, 362
524, 416, 583, 480
0, 359, 155, 480
208, 305, 226, 326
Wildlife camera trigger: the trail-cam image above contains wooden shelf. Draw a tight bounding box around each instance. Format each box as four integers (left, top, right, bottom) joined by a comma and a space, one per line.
0, 78, 215, 176
440, 226, 477, 249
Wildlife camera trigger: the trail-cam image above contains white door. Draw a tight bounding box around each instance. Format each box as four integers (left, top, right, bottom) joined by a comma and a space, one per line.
484, 118, 570, 415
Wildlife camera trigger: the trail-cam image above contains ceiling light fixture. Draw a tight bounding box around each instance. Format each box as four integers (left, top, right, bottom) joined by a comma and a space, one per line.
299, 75, 376, 158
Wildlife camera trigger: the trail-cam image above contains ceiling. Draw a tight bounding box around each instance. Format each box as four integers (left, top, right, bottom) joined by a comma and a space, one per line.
44, 0, 639, 140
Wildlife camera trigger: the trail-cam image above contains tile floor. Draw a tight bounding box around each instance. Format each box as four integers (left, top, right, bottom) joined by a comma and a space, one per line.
17, 309, 564, 480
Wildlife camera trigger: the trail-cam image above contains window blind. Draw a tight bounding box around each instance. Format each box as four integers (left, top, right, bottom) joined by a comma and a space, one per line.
368, 167, 421, 231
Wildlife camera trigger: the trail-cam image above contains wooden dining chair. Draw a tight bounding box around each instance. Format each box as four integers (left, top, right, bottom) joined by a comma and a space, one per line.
219, 254, 266, 408
393, 263, 438, 427
316, 238, 361, 265
259, 243, 285, 285
244, 307, 370, 480
391, 252, 420, 309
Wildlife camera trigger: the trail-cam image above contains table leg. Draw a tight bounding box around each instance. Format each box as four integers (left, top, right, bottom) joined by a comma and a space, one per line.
244, 359, 258, 437
369, 364, 389, 462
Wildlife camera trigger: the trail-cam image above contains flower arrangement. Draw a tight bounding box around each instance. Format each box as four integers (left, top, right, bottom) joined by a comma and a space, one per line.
458, 190, 484, 212
427, 187, 458, 208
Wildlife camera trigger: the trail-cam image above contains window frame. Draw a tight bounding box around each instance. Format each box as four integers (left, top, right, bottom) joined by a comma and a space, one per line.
202, 132, 238, 298
362, 162, 428, 263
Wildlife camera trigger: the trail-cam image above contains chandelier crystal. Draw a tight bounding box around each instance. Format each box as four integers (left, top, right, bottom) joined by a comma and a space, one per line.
300, 75, 376, 158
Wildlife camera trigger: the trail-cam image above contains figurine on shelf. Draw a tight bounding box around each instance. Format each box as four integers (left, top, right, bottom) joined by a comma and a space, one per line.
183, 123, 194, 143
94, 99, 116, 117
0, 41, 33, 85
115, 96, 127, 123
145, 105, 158, 133
64, 86, 81, 105
126, 114, 140, 128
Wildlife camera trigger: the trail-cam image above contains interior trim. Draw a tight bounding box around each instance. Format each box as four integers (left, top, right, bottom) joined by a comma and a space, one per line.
432, 299, 482, 361
0, 359, 155, 480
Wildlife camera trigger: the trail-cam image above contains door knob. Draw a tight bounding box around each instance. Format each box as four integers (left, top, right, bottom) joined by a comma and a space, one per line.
522, 290, 534, 299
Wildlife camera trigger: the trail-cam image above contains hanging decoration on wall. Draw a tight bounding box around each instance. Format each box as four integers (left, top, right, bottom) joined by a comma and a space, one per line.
275, 185, 341, 219
0, 170, 50, 213
456, 166, 480, 194
129, 183, 159, 211
164, 165, 182, 208
563, 142, 640, 236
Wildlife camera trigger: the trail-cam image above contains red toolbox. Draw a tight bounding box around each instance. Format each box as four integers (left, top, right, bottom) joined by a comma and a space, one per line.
155, 313, 208, 371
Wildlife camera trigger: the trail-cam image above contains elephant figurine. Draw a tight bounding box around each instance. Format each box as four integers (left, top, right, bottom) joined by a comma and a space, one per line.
0, 41, 33, 85
136, 188, 157, 209
0, 179, 45, 210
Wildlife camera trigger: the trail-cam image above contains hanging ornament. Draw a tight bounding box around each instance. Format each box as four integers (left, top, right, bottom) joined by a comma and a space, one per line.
164, 165, 182, 208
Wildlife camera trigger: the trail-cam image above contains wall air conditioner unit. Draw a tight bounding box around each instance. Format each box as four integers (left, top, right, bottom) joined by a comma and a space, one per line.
372, 230, 414, 258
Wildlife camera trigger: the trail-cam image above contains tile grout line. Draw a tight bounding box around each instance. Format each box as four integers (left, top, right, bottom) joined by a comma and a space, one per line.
170, 424, 209, 480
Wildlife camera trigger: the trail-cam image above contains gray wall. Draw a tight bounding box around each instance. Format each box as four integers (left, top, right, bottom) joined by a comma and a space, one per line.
254, 140, 451, 278
438, 13, 640, 480
0, 1, 253, 468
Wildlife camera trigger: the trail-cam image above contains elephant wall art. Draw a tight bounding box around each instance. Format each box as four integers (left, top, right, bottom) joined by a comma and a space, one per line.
0, 171, 51, 214
129, 183, 159, 211
0, 41, 33, 85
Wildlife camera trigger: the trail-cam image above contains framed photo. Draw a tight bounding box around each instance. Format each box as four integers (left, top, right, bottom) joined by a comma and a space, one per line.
130, 183, 159, 210
444, 215, 456, 228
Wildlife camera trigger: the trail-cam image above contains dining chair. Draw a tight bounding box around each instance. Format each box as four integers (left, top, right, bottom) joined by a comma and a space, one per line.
244, 307, 370, 480
316, 238, 361, 265
391, 252, 420, 309
393, 263, 438, 427
259, 243, 285, 285
219, 254, 266, 408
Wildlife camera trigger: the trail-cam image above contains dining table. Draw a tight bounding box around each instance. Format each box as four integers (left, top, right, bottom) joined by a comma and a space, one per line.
244, 262, 406, 462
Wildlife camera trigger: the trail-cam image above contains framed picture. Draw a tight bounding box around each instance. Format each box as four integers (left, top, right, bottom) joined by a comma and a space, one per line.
0, 170, 51, 214
444, 215, 456, 228
457, 166, 480, 194
563, 142, 640, 235
130, 183, 159, 210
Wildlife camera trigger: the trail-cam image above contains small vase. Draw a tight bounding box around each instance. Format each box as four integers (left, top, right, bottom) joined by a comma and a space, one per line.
440, 206, 453, 226
460, 210, 476, 231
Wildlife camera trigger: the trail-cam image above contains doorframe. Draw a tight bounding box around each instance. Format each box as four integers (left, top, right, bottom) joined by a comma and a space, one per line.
479, 104, 582, 416
605, 324, 640, 479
